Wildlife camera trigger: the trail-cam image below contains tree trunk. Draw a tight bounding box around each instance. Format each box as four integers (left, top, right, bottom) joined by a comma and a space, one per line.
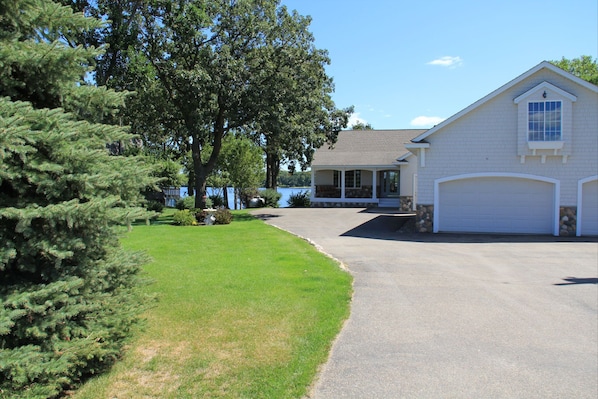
222, 185, 229, 209
191, 100, 226, 209
265, 151, 280, 190
187, 172, 195, 197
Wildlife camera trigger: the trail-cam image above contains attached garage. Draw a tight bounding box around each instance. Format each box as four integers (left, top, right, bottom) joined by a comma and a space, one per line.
577, 177, 598, 236
435, 174, 558, 235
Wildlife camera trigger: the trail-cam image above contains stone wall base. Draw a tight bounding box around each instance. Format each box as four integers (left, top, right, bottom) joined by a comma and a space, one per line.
559, 206, 577, 236
416, 204, 434, 233
399, 196, 414, 213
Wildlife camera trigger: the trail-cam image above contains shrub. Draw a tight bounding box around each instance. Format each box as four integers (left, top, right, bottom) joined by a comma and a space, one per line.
259, 189, 282, 208
214, 208, 233, 224
240, 188, 260, 208
287, 190, 311, 208
173, 210, 197, 226
146, 200, 164, 213
209, 194, 225, 208
176, 195, 195, 210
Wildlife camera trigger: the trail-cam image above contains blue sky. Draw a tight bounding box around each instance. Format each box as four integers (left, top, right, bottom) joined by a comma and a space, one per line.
280, 0, 598, 129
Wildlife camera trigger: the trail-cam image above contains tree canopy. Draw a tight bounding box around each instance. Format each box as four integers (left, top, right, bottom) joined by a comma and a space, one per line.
551, 55, 598, 85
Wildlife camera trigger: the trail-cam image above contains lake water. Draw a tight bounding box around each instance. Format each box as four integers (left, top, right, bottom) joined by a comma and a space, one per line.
178, 187, 311, 209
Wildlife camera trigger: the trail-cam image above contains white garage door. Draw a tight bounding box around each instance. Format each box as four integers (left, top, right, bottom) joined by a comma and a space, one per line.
438, 177, 555, 234
580, 180, 598, 236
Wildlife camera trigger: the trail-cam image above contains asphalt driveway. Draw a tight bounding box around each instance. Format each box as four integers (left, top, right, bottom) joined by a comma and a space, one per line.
251, 208, 598, 399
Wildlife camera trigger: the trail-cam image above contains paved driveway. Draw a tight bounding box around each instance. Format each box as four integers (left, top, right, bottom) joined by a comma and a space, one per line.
251, 208, 598, 399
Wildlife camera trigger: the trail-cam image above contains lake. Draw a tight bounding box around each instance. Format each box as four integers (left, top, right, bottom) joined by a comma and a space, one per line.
178, 187, 311, 209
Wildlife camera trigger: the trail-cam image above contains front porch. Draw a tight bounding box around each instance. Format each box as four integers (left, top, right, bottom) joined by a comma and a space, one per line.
310, 168, 413, 211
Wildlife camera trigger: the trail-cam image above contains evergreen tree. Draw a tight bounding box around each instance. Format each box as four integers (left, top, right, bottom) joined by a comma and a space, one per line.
0, 1, 155, 397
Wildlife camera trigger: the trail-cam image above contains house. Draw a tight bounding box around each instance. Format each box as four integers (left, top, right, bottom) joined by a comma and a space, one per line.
311, 61, 598, 236
310, 129, 426, 210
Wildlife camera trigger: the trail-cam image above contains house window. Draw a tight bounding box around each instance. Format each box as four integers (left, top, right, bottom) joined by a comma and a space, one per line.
345, 170, 361, 188
334, 170, 361, 188
528, 101, 562, 141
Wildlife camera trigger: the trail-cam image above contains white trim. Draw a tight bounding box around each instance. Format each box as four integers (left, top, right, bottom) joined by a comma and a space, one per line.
514, 81, 577, 104
411, 61, 598, 143
433, 172, 560, 236
576, 175, 598, 237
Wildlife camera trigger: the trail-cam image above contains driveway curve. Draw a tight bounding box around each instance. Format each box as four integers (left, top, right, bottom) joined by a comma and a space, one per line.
251, 208, 598, 399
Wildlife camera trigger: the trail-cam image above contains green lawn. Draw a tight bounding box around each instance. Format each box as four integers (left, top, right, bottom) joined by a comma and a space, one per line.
74, 210, 352, 399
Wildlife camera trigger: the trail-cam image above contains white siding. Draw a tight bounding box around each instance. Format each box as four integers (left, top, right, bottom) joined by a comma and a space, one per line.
416, 68, 598, 211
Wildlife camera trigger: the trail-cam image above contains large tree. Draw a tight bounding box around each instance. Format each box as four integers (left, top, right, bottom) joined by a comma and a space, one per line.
251, 8, 352, 190
0, 1, 154, 397
128, 0, 279, 208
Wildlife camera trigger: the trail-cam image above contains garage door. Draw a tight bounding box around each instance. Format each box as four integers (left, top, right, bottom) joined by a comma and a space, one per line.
438, 177, 555, 234
579, 179, 598, 236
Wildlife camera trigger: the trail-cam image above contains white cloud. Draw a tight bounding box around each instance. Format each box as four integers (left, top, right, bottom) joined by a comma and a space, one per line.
410, 116, 445, 127
427, 56, 463, 68
348, 112, 368, 127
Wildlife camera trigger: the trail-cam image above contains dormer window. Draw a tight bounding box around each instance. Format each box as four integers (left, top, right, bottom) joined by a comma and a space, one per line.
528, 101, 562, 141
515, 82, 575, 163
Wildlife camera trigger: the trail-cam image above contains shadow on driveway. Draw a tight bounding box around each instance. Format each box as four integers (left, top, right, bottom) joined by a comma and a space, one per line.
341, 214, 598, 244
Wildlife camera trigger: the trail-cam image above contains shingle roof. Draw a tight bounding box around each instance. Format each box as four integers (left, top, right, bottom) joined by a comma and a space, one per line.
312, 129, 427, 167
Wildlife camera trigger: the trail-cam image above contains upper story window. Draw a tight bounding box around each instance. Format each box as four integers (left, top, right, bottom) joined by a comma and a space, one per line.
528, 101, 562, 141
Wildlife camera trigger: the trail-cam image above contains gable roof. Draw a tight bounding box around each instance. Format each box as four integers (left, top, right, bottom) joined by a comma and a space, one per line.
411, 61, 598, 143
312, 129, 426, 167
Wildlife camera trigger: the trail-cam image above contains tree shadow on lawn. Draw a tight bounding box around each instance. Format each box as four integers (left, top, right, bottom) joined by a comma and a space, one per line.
341, 215, 598, 244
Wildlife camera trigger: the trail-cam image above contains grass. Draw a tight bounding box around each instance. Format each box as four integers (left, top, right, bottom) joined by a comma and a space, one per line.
74, 209, 352, 399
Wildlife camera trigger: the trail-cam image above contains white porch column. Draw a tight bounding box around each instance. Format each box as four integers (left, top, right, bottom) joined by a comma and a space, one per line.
372, 169, 377, 200
310, 169, 315, 200
341, 169, 346, 199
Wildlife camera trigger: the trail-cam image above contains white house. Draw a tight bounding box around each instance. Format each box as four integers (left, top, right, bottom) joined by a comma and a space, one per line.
311, 61, 598, 236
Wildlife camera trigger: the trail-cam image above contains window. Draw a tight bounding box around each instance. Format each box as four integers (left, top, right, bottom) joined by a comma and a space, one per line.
346, 170, 361, 188
528, 101, 561, 141
333, 170, 361, 188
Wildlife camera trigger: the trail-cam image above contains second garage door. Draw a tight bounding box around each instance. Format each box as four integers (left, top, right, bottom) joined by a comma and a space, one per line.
437, 176, 555, 234
579, 179, 598, 236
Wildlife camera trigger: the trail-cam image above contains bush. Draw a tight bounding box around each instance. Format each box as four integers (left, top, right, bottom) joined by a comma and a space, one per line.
146, 200, 164, 213
176, 196, 194, 210
209, 194, 225, 208
287, 190, 311, 207
173, 210, 197, 226
214, 208, 233, 224
176, 195, 212, 210
259, 189, 282, 208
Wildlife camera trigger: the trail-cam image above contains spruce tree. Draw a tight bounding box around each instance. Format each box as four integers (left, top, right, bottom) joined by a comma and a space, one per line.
0, 1, 155, 397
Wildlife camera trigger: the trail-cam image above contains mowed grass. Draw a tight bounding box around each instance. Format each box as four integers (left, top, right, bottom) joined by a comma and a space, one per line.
74, 210, 352, 399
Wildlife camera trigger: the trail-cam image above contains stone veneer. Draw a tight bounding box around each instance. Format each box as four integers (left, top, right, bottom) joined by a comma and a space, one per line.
416, 204, 434, 233
559, 206, 577, 236
399, 196, 413, 213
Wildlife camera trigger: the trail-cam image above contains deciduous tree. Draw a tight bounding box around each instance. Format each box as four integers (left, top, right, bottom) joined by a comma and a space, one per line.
251, 7, 352, 190
551, 55, 598, 85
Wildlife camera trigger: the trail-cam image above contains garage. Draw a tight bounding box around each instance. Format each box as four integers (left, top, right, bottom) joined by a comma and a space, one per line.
578, 178, 598, 236
436, 175, 556, 234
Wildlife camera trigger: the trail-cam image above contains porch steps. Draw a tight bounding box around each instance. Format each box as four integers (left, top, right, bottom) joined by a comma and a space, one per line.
377, 198, 400, 208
